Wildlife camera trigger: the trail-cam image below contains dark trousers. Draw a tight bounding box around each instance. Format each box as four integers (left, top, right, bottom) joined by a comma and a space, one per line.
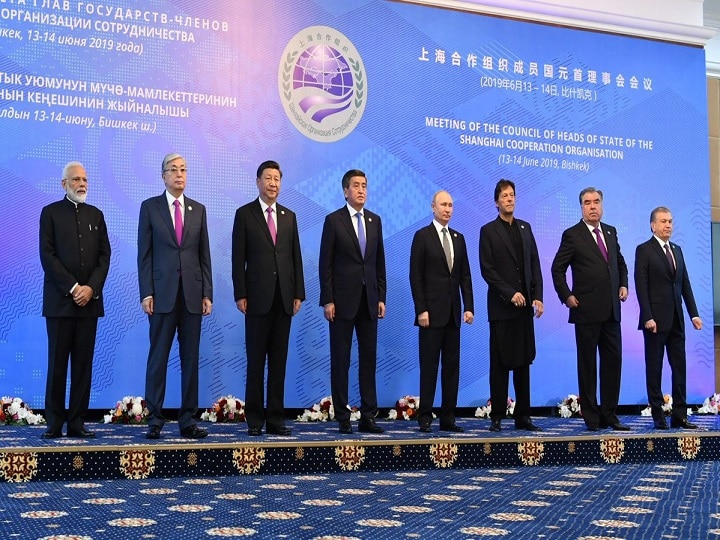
644, 311, 688, 421
145, 283, 201, 430
244, 283, 292, 430
488, 318, 533, 422
417, 316, 460, 427
45, 317, 98, 432
330, 287, 378, 423
574, 319, 622, 427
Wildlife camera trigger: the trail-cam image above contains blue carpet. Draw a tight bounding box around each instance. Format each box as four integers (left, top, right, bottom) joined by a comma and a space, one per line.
1, 461, 719, 538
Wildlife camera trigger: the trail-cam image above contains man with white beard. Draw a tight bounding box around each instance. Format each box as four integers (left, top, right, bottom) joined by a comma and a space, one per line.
39, 161, 111, 439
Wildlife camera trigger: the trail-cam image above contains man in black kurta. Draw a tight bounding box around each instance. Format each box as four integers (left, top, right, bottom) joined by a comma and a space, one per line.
479, 180, 543, 432
39, 161, 111, 439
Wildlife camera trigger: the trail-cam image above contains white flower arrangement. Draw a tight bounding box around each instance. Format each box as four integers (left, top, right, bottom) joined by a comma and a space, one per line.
557, 394, 582, 418
640, 394, 678, 417
475, 397, 515, 419
0, 397, 45, 425
200, 395, 246, 423
696, 393, 720, 414
296, 396, 360, 422
103, 396, 149, 424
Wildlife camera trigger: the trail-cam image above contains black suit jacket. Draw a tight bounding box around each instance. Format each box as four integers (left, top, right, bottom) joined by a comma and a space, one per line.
479, 216, 542, 321
551, 220, 628, 324
40, 197, 111, 318
137, 193, 212, 313
318, 206, 386, 320
634, 237, 698, 332
409, 223, 473, 327
232, 198, 305, 314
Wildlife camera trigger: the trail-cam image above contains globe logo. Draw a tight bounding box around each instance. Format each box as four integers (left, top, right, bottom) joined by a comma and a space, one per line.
279, 26, 367, 143
294, 44, 353, 123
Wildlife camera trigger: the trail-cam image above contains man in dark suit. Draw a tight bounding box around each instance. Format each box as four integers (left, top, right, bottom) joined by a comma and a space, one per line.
551, 187, 629, 432
232, 160, 305, 437
137, 153, 213, 440
40, 161, 111, 439
410, 190, 474, 433
479, 180, 542, 432
319, 169, 386, 434
634, 206, 701, 430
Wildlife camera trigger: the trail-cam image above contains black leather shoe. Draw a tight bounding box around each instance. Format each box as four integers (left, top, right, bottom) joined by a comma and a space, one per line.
180, 425, 208, 439
146, 426, 161, 439
359, 419, 384, 433
266, 425, 292, 436
608, 422, 631, 431
41, 429, 62, 439
67, 428, 95, 439
489, 420, 501, 432
338, 421, 353, 434
515, 420, 542, 432
586, 424, 600, 432
247, 427, 263, 436
418, 423, 432, 433
671, 418, 698, 429
440, 423, 464, 433
654, 419, 669, 430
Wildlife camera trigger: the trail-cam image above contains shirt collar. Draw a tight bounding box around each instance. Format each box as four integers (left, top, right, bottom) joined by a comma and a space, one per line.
165, 191, 184, 207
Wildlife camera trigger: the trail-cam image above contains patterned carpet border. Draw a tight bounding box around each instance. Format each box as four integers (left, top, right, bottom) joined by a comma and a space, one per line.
1, 415, 718, 482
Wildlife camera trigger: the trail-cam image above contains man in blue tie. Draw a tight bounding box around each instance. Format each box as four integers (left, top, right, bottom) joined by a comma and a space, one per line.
319, 169, 386, 434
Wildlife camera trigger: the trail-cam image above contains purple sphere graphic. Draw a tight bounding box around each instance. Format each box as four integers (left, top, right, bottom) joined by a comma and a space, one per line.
294, 44, 353, 122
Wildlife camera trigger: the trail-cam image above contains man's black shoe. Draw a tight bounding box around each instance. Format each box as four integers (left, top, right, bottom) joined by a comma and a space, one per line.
267, 425, 292, 436
358, 419, 384, 433
41, 429, 62, 439
489, 420, 501, 432
418, 423, 432, 433
146, 426, 161, 439
440, 423, 464, 433
653, 419, 669, 430
247, 427, 263, 436
339, 421, 353, 434
67, 428, 95, 439
671, 418, 698, 429
180, 425, 208, 439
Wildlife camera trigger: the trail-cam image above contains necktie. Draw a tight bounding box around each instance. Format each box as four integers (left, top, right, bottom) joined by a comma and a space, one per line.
593, 227, 608, 262
355, 212, 366, 256
266, 207, 276, 244
442, 227, 452, 271
664, 243, 675, 274
173, 199, 183, 245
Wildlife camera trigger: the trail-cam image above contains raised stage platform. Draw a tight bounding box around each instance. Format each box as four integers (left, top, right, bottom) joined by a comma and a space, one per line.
1, 414, 719, 483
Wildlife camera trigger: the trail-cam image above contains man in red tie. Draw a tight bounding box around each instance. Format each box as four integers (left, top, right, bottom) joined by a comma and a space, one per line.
551, 187, 629, 432
232, 160, 305, 436
634, 207, 702, 430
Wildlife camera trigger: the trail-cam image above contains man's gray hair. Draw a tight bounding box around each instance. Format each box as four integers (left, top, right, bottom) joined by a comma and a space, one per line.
162, 153, 184, 173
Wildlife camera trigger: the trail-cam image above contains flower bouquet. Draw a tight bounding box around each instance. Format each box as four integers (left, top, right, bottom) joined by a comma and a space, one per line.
200, 395, 246, 422
696, 393, 720, 414
558, 394, 582, 418
297, 396, 360, 422
387, 395, 421, 420
104, 396, 149, 424
640, 394, 675, 417
475, 397, 515, 419
0, 397, 45, 425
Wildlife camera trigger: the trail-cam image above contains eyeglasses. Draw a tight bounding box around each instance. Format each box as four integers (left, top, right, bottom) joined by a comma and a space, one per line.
164, 167, 187, 174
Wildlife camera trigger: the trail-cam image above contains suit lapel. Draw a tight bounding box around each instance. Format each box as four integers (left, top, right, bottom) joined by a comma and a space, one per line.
251, 199, 274, 245
578, 221, 606, 263
652, 239, 676, 279
341, 209, 363, 258
157, 194, 177, 244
